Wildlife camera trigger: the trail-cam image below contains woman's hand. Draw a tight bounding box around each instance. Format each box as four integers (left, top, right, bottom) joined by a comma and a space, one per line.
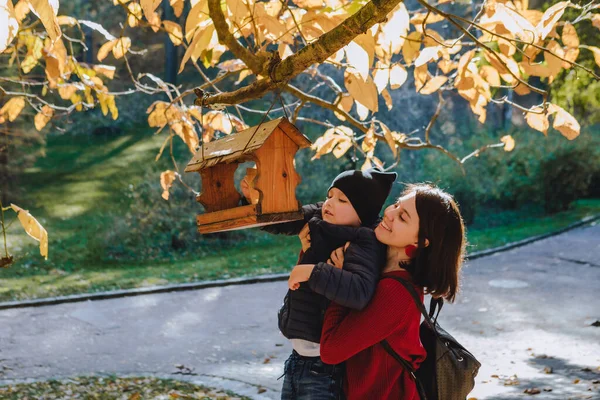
298, 223, 311, 252
288, 264, 315, 290
327, 242, 351, 269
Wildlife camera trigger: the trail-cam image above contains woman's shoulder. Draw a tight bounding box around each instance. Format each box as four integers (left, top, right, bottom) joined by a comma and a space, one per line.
378, 271, 423, 297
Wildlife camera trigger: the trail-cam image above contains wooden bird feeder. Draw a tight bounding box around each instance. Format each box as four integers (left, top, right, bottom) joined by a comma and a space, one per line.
185, 117, 311, 234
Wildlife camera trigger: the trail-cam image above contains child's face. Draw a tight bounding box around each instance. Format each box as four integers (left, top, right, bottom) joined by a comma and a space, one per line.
323, 188, 361, 227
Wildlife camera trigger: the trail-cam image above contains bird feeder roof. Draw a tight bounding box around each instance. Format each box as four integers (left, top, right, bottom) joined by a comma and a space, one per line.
185, 117, 311, 173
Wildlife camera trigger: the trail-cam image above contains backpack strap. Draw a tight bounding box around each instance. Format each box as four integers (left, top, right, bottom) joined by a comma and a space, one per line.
381, 339, 416, 377
381, 339, 428, 400
381, 275, 442, 331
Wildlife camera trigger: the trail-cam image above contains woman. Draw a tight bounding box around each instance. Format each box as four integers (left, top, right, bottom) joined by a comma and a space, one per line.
320, 183, 466, 400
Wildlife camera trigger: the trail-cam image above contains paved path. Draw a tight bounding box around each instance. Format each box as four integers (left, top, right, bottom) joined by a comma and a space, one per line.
1, 223, 599, 399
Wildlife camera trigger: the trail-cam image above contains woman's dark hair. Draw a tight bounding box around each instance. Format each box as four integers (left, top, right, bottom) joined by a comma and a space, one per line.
403, 183, 466, 303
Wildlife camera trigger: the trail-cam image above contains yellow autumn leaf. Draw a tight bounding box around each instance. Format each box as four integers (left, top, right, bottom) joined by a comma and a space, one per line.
0, 0, 20, 53
294, 0, 323, 8
402, 31, 422, 65
537, 1, 569, 40
160, 170, 176, 200
419, 75, 448, 95
561, 22, 579, 48
335, 93, 353, 114
410, 12, 445, 26
170, 0, 184, 18
332, 138, 353, 159
163, 20, 183, 46
438, 59, 458, 74
586, 46, 600, 68
501, 135, 515, 152
93, 64, 116, 79
34, 104, 53, 130
414, 64, 429, 92
147, 101, 170, 128
551, 104, 580, 140
593, 14, 600, 30
414, 46, 441, 67
345, 40, 371, 82
112, 37, 131, 59
127, 2, 143, 28
344, 68, 378, 113
43, 38, 67, 88
140, 0, 161, 21
147, 11, 161, 32
361, 125, 376, 154
179, 23, 215, 73
172, 120, 199, 153
58, 83, 80, 100
562, 47, 579, 69
13, 0, 30, 22
57, 15, 77, 26
0, 97, 26, 122
479, 65, 501, 87
376, 3, 409, 57
389, 64, 408, 90
202, 110, 233, 134
381, 88, 393, 111
11, 204, 48, 259
312, 126, 353, 160
373, 62, 390, 93
185, 0, 210, 42
29, 0, 61, 42
98, 93, 118, 120
525, 106, 549, 135
379, 121, 397, 158
544, 40, 565, 80
97, 39, 117, 62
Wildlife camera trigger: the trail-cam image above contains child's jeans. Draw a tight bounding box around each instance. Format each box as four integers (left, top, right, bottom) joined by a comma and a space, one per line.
280, 350, 345, 400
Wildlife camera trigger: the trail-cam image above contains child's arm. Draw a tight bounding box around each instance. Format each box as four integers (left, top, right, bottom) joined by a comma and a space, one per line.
260, 202, 323, 236
307, 228, 384, 310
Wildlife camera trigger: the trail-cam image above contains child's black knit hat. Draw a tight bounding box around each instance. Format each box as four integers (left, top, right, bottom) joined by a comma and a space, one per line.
328, 168, 397, 226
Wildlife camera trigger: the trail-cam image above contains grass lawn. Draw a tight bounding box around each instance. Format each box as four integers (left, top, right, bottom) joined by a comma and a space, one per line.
1, 131, 599, 302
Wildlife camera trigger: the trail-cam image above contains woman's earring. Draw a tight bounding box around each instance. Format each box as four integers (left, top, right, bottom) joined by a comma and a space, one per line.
405, 245, 417, 258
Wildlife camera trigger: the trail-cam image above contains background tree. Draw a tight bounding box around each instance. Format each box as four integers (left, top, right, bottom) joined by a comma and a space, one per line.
1, 0, 599, 262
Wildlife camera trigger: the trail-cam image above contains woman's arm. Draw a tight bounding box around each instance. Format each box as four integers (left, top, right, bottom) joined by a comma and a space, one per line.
320, 280, 414, 365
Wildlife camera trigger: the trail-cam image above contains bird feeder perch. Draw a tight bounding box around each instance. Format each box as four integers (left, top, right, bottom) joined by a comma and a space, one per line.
185, 117, 311, 234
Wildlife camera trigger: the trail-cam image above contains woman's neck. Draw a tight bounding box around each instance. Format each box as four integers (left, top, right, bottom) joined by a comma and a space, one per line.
382, 247, 410, 273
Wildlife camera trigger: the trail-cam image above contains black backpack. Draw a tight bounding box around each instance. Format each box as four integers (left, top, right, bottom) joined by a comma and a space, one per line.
380, 276, 480, 400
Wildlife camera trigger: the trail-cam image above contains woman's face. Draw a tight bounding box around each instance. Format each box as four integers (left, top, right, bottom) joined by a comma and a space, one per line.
375, 192, 420, 248
322, 187, 361, 227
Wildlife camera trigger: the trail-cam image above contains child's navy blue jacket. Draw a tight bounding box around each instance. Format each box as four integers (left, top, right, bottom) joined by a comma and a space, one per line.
262, 203, 386, 343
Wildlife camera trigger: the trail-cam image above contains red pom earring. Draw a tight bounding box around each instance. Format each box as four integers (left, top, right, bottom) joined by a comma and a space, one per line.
405, 245, 417, 258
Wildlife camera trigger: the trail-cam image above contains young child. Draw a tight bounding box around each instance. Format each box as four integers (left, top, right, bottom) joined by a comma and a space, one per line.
262, 168, 397, 400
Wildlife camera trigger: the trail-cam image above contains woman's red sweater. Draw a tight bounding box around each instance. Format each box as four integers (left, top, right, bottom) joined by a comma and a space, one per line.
321, 270, 426, 400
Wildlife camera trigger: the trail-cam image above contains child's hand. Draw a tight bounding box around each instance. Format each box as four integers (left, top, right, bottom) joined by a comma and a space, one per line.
298, 224, 311, 252
327, 241, 350, 269
288, 264, 315, 290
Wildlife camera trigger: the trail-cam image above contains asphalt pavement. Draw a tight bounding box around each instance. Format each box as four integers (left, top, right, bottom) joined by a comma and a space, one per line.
0, 223, 599, 399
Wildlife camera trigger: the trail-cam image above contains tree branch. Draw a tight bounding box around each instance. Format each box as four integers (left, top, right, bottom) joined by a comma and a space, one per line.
284, 84, 369, 134
199, 0, 405, 107
207, 0, 267, 75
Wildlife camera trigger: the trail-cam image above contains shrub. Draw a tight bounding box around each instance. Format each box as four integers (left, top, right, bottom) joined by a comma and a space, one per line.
540, 147, 598, 213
